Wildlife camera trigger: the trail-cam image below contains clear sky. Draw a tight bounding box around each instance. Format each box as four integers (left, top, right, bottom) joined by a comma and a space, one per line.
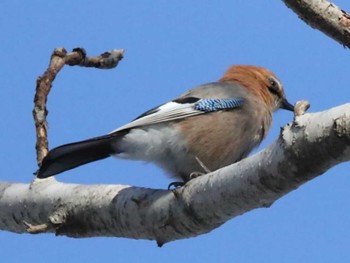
1, 1, 350, 262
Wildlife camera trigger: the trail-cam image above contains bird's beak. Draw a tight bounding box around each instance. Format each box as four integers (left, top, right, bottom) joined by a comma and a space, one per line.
280, 98, 294, 112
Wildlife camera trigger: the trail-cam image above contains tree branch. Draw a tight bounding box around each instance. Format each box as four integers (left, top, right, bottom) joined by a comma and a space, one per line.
1, 103, 349, 246
33, 48, 124, 165
282, 0, 350, 48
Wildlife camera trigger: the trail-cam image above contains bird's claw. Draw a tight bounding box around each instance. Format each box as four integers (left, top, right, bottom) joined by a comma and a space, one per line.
168, 171, 208, 189
168, 181, 185, 190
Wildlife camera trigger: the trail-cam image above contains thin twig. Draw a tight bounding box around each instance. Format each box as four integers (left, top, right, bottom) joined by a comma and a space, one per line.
33, 48, 124, 167
23, 221, 51, 234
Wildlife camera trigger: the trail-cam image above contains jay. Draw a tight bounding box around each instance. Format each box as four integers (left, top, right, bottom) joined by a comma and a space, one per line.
37, 65, 294, 184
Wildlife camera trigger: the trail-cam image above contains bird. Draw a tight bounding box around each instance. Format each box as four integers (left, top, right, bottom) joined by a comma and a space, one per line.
36, 65, 294, 185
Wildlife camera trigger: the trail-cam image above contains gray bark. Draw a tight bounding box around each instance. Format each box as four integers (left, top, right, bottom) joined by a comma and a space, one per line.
0, 103, 349, 246
282, 0, 350, 47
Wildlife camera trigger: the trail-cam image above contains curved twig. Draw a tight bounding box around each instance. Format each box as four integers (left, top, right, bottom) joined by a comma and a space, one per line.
33, 48, 124, 166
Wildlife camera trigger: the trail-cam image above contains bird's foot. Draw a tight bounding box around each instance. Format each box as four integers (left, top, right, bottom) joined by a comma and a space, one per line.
168, 181, 185, 190
189, 171, 205, 180
168, 170, 209, 190
167, 157, 211, 190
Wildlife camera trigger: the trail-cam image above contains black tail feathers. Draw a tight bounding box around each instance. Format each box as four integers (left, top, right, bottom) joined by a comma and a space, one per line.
36, 133, 121, 178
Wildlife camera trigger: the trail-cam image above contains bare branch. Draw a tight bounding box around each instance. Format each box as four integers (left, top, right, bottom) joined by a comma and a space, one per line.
282, 0, 350, 48
32, 48, 124, 166
2, 103, 349, 246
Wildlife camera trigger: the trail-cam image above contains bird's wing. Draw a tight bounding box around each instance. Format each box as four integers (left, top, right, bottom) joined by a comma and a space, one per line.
111, 96, 244, 133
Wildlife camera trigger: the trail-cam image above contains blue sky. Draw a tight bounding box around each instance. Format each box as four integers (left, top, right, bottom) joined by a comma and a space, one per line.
1, 1, 350, 262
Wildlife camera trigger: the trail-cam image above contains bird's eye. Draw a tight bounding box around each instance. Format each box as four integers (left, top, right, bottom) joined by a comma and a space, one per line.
267, 76, 280, 95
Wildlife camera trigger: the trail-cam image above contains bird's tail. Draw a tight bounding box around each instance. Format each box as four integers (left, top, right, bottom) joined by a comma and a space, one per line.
36, 133, 122, 178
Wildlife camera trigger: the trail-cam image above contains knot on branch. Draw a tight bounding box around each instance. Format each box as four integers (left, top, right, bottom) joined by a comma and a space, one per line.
334, 113, 350, 142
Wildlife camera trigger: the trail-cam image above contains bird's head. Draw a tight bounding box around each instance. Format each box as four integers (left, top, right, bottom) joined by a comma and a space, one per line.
220, 65, 294, 112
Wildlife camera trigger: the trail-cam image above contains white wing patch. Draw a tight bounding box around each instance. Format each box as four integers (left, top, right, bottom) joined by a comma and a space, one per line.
110, 101, 204, 133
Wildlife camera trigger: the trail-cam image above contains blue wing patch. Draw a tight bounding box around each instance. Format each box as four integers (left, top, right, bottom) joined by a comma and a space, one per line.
194, 98, 244, 112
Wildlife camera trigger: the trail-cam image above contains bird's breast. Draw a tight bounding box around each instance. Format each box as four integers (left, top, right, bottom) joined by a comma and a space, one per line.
178, 106, 271, 175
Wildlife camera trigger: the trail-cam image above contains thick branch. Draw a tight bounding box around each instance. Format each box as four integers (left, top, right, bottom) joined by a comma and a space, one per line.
1, 103, 349, 246
282, 0, 350, 48
33, 48, 124, 165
